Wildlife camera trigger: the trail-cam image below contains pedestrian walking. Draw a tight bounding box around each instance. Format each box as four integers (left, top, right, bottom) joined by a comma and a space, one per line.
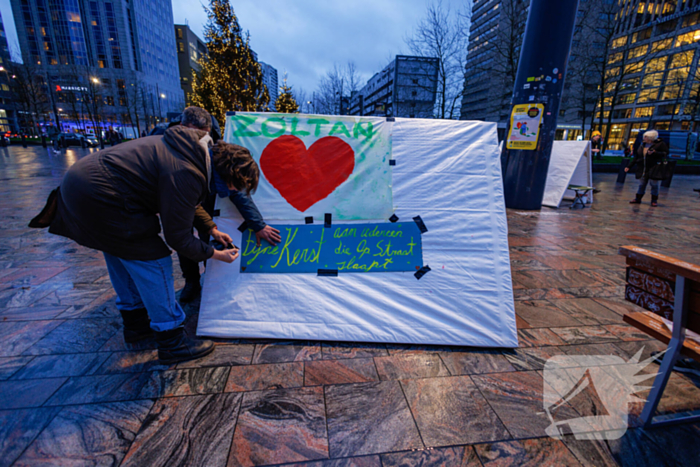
625, 130, 669, 207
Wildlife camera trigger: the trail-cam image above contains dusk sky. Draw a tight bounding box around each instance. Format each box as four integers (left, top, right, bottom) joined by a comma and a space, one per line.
0, 0, 469, 95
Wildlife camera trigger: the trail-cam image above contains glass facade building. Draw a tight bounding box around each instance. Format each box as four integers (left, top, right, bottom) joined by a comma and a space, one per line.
11, 0, 184, 135
0, 10, 18, 132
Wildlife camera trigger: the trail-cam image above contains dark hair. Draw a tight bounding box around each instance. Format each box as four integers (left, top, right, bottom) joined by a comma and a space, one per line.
181, 106, 212, 131
212, 142, 260, 195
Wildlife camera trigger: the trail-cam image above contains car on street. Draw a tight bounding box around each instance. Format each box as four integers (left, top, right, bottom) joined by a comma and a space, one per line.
57, 133, 99, 147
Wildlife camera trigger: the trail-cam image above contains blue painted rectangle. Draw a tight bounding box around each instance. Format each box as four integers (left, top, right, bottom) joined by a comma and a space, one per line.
240, 223, 423, 274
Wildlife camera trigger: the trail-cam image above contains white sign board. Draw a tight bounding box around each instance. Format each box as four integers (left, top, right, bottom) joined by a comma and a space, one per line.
542, 141, 593, 208
198, 117, 518, 347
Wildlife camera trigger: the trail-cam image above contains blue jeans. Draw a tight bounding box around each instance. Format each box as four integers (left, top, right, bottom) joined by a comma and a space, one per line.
103, 253, 186, 332
637, 177, 659, 197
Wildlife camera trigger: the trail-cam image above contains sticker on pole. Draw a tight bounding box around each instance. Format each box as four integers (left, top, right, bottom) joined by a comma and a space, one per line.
506, 104, 545, 150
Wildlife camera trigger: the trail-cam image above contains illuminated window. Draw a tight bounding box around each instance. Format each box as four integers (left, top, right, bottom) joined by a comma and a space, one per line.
646, 57, 667, 72
667, 67, 689, 82
662, 85, 681, 100
642, 72, 663, 88
675, 30, 700, 47
612, 36, 628, 48
632, 28, 652, 43
628, 45, 648, 59
624, 61, 644, 74
606, 66, 620, 78
609, 52, 623, 64
682, 12, 699, 28
651, 39, 673, 52
637, 89, 659, 103
671, 51, 694, 68
634, 106, 654, 117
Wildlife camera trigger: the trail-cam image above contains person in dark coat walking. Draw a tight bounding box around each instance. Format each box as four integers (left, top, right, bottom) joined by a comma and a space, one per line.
30, 107, 257, 363
625, 130, 669, 207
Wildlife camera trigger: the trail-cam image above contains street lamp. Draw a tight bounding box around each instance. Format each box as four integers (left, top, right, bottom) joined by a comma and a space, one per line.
91, 77, 99, 84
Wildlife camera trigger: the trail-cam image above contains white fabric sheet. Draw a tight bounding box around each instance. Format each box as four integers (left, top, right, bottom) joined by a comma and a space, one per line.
542, 141, 593, 208
197, 118, 518, 347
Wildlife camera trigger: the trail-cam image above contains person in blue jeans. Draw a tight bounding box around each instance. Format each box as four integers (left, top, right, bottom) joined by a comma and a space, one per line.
30, 107, 257, 363
625, 130, 669, 207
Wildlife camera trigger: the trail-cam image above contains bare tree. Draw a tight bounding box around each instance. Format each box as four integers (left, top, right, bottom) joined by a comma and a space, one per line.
8, 61, 50, 135
313, 64, 346, 115
406, 0, 471, 119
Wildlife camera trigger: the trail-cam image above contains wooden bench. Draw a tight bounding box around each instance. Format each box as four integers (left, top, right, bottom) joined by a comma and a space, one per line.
619, 245, 700, 427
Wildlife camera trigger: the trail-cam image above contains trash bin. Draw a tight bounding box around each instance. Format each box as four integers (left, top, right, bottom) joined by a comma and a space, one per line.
617, 158, 630, 184
661, 160, 677, 188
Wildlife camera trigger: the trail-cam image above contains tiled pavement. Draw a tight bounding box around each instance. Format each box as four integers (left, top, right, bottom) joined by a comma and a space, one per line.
1, 145, 699, 466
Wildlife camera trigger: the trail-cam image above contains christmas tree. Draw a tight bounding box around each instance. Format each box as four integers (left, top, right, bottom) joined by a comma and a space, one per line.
275, 76, 299, 113
190, 0, 269, 123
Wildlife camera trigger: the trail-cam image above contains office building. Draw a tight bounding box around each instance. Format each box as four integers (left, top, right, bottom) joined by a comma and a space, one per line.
260, 62, 278, 111
11, 0, 184, 135
0, 10, 17, 133
348, 55, 439, 118
597, 1, 700, 149
175, 24, 206, 105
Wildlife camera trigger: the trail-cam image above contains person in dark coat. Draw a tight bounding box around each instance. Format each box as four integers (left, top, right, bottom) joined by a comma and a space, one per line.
30, 107, 258, 363
175, 115, 281, 302
625, 129, 669, 207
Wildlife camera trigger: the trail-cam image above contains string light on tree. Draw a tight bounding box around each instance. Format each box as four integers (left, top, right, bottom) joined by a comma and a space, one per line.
190, 0, 269, 123
275, 74, 299, 113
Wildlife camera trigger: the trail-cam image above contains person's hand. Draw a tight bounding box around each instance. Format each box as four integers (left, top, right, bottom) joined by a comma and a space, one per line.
255, 225, 281, 246
212, 247, 239, 263
209, 227, 232, 245
624, 167, 629, 172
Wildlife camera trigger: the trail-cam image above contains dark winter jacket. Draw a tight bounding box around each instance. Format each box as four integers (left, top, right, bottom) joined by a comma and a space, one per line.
627, 138, 669, 180
49, 126, 217, 261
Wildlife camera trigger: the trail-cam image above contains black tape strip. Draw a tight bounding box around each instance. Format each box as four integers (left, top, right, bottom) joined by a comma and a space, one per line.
318, 269, 338, 277
226, 111, 236, 116
414, 265, 431, 280
237, 220, 249, 232
386, 116, 395, 122
305, 216, 314, 224
389, 214, 399, 223
324, 213, 332, 228
212, 209, 221, 217
413, 216, 428, 233
389, 159, 396, 166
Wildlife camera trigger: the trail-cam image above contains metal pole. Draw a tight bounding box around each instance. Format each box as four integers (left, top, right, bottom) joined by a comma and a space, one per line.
500, 0, 580, 210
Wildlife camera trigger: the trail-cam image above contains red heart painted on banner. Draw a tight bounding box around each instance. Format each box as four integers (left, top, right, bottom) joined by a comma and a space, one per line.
260, 135, 355, 212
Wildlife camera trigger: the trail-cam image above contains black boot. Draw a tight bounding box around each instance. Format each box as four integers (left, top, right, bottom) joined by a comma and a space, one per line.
119, 308, 153, 343
179, 280, 202, 303
651, 195, 659, 207
629, 194, 643, 204
155, 326, 214, 363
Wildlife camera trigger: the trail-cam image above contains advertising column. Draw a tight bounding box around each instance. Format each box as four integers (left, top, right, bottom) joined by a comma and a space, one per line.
501, 0, 580, 210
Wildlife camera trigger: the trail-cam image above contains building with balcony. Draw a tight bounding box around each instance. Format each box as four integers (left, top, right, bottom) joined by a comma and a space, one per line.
347, 55, 438, 118
11, 0, 185, 136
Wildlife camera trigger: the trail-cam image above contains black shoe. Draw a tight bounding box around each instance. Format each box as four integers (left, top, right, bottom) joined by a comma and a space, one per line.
693, 188, 700, 193
179, 280, 201, 303
651, 195, 659, 207
155, 326, 214, 364
630, 194, 643, 204
119, 308, 153, 343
